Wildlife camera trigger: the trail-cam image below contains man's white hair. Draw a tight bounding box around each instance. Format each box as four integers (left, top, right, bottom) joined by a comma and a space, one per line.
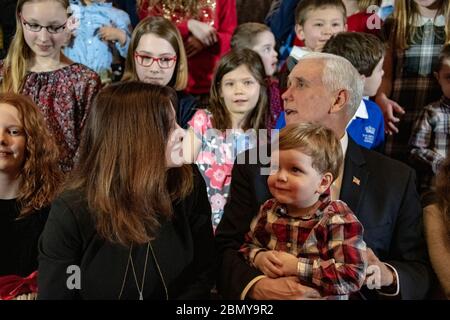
299, 52, 364, 118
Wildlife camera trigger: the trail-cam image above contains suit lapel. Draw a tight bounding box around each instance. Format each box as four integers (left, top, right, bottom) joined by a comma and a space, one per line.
340, 138, 369, 215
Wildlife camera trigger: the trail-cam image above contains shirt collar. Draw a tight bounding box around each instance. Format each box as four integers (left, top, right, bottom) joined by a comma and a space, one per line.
340, 131, 349, 158
355, 99, 369, 120
275, 193, 331, 220
290, 46, 312, 61
412, 14, 445, 27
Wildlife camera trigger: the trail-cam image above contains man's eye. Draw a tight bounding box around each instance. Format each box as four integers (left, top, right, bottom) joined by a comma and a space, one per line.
285, 109, 296, 115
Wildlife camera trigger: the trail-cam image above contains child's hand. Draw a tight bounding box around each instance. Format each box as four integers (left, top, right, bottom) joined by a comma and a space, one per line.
254, 250, 283, 278
186, 36, 205, 58
187, 19, 217, 47
274, 251, 298, 276
98, 26, 127, 46
375, 93, 405, 135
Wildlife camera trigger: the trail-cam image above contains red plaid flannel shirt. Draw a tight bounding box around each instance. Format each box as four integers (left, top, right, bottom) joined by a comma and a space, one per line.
240, 195, 367, 298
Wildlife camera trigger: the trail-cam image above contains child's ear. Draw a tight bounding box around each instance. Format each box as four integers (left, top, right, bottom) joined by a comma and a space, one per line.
344, 23, 348, 32
295, 24, 305, 41
317, 172, 333, 194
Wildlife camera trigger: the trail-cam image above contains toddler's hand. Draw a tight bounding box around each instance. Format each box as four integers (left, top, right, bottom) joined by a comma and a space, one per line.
274, 251, 298, 276
254, 250, 283, 278
98, 26, 126, 46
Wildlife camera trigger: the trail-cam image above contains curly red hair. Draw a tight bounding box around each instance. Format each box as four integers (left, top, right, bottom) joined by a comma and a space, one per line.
0, 93, 62, 217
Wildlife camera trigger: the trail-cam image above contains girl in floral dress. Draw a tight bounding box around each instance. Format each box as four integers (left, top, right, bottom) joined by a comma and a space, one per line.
0, 0, 101, 173
184, 48, 269, 230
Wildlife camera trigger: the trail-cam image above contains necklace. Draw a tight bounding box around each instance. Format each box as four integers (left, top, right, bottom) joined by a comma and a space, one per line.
118, 242, 168, 300
130, 242, 150, 300
118, 242, 149, 300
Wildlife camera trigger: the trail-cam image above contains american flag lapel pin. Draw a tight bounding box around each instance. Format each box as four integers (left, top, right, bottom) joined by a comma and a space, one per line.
352, 176, 361, 186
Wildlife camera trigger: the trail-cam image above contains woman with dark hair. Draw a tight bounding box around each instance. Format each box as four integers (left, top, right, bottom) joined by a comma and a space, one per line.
0, 93, 62, 300
37, 81, 215, 300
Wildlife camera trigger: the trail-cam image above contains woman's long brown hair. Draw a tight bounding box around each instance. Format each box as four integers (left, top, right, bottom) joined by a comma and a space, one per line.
66, 82, 193, 246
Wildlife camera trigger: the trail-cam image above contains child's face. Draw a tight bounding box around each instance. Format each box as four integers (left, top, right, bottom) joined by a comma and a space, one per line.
165, 104, 185, 168
363, 57, 385, 97
268, 149, 330, 212
20, 0, 69, 60
220, 64, 261, 121
251, 31, 278, 76
413, 0, 440, 9
435, 58, 450, 99
295, 7, 347, 52
0, 103, 26, 177
134, 33, 177, 87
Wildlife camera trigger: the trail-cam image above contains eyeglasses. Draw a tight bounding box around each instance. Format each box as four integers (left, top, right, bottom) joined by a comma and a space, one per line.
21, 16, 67, 34
134, 52, 177, 69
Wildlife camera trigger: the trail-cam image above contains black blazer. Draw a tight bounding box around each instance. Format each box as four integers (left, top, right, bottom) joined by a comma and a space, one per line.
38, 167, 215, 300
215, 138, 431, 300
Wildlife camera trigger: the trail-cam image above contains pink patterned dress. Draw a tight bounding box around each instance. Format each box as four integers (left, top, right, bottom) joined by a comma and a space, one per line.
188, 109, 257, 229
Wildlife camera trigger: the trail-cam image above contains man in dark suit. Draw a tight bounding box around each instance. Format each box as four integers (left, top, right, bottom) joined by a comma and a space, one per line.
215, 53, 431, 300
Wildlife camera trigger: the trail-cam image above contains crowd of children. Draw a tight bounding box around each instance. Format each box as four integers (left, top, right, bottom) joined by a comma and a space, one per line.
0, 0, 449, 300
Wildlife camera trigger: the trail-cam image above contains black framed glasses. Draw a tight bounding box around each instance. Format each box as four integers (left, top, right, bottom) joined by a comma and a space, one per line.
21, 16, 67, 34
134, 52, 177, 69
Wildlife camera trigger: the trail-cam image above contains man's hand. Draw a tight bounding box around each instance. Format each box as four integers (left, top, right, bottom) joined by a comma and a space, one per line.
365, 248, 394, 287
248, 276, 321, 300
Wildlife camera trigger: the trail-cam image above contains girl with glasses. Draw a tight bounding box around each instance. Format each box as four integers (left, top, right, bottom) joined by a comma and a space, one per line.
137, 0, 237, 107
0, 0, 101, 173
122, 16, 197, 129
